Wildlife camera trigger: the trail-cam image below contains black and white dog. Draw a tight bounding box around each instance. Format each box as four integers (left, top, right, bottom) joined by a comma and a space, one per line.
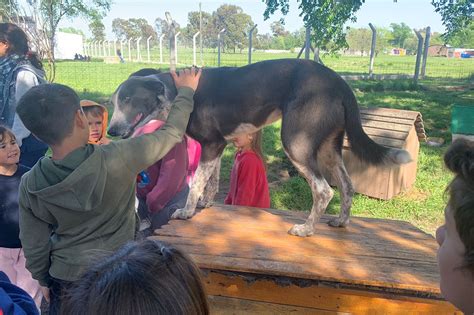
108, 59, 411, 237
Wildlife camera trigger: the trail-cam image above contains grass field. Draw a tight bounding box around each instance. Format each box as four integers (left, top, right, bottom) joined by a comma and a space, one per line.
54, 56, 474, 235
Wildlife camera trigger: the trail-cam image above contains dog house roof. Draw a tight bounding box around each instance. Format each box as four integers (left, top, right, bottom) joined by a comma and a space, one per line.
344, 107, 426, 150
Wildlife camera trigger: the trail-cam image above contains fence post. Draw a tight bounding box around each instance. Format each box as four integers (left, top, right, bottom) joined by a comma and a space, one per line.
136, 37, 142, 62
166, 12, 177, 71
128, 38, 133, 61
146, 36, 153, 63
107, 41, 111, 57
103, 40, 107, 57
421, 26, 431, 78
113, 40, 117, 57
305, 26, 311, 60
369, 23, 377, 77
217, 28, 226, 67
159, 34, 165, 64
174, 32, 180, 65
91, 41, 95, 57
120, 40, 125, 59
248, 24, 257, 64
414, 29, 424, 84
193, 31, 200, 66
97, 41, 101, 57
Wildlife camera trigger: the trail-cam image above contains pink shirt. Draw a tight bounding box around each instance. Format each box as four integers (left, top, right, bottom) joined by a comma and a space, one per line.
133, 120, 201, 213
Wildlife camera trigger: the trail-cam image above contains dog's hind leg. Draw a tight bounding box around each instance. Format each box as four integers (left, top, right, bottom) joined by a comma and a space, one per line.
317, 130, 354, 228
287, 157, 334, 237
172, 142, 226, 219
197, 157, 221, 208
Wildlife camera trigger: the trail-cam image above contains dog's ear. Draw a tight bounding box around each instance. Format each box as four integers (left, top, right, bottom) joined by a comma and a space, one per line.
142, 78, 165, 96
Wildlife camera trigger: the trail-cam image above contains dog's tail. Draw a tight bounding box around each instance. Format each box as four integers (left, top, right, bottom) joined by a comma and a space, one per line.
342, 88, 411, 166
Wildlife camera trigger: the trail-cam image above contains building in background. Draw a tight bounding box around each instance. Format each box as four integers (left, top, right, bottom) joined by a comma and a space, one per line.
54, 32, 84, 59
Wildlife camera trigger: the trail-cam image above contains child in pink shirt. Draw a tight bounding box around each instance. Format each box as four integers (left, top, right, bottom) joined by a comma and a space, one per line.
134, 120, 201, 234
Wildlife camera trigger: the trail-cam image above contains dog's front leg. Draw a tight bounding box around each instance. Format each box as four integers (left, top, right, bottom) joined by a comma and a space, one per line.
171, 157, 221, 219
197, 157, 221, 208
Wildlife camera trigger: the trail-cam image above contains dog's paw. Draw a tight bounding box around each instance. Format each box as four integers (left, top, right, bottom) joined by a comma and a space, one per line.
171, 208, 195, 220
288, 224, 314, 237
328, 217, 349, 228
196, 199, 213, 209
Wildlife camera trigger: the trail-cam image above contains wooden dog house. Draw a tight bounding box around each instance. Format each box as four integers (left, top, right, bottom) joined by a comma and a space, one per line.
333, 107, 426, 200
153, 206, 459, 314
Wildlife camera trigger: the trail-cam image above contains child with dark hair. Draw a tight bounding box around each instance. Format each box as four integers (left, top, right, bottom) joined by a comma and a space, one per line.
15, 68, 201, 314
225, 130, 270, 208
0, 126, 42, 309
436, 139, 474, 313
80, 100, 111, 145
0, 22, 48, 167
61, 239, 209, 315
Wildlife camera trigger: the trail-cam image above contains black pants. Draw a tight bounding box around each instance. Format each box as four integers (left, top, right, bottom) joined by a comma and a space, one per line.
49, 277, 74, 315
138, 185, 190, 230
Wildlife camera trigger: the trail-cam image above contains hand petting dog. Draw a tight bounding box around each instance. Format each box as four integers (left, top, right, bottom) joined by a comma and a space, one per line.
171, 67, 202, 91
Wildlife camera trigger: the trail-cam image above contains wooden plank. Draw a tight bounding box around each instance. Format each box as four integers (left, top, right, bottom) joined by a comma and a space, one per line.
208, 295, 343, 315
154, 206, 441, 295
360, 108, 420, 121
360, 126, 408, 140
204, 271, 460, 315
343, 135, 406, 149
360, 119, 412, 134
360, 115, 415, 128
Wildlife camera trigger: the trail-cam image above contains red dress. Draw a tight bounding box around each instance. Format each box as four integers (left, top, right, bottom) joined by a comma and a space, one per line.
224, 150, 270, 208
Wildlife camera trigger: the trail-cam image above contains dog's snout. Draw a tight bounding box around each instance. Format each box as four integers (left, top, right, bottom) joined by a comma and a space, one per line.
107, 125, 120, 137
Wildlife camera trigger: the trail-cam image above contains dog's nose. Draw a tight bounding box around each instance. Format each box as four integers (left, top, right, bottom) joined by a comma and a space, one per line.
107, 126, 119, 137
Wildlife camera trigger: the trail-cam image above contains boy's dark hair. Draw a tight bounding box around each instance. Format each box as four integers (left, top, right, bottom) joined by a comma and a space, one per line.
0, 125, 16, 143
61, 239, 209, 315
82, 106, 104, 118
444, 139, 474, 273
16, 84, 80, 146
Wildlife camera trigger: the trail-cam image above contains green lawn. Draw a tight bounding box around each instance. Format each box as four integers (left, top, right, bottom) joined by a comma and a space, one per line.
53, 57, 474, 235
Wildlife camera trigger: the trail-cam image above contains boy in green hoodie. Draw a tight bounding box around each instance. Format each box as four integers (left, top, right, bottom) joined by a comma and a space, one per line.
15, 68, 201, 314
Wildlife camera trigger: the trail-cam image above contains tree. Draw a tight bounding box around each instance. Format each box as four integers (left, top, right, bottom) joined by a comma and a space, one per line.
59, 26, 84, 36
346, 27, 371, 55
0, 0, 18, 21
32, 0, 110, 58
270, 19, 288, 37
374, 27, 393, 55
89, 16, 105, 41
211, 4, 254, 52
112, 18, 156, 41
183, 11, 212, 46
390, 22, 412, 48
432, 0, 473, 41
447, 23, 474, 47
263, 0, 364, 52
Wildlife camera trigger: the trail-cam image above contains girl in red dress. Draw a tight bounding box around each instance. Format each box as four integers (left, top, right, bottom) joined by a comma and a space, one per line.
224, 130, 270, 208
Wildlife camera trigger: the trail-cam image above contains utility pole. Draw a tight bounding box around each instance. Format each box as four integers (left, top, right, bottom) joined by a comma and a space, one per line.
199, 2, 203, 66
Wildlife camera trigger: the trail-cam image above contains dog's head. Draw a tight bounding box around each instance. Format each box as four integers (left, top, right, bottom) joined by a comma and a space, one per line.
108, 74, 175, 138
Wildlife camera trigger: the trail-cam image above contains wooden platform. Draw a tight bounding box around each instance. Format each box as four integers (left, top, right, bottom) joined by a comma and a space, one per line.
153, 205, 459, 314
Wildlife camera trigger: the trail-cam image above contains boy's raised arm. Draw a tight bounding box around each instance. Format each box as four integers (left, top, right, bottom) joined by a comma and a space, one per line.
114, 67, 202, 175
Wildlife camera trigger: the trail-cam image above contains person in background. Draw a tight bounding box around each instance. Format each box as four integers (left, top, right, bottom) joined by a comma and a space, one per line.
435, 139, 474, 314
0, 126, 42, 309
80, 100, 111, 145
224, 130, 270, 208
0, 22, 47, 167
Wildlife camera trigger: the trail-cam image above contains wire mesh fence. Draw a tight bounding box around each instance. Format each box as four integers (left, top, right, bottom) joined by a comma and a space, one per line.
58, 33, 474, 98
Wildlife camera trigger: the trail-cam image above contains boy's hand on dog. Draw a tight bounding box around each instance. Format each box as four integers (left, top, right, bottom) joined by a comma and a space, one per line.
171, 67, 202, 92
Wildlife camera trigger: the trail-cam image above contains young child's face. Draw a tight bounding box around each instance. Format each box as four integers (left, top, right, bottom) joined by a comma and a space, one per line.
0, 133, 20, 166
436, 206, 474, 313
86, 113, 103, 142
232, 133, 253, 150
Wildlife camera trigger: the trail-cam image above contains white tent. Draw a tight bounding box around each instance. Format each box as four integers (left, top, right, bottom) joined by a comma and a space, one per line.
54, 32, 84, 60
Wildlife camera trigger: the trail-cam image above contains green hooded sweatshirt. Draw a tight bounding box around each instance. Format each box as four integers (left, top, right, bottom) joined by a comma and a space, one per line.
18, 87, 195, 287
